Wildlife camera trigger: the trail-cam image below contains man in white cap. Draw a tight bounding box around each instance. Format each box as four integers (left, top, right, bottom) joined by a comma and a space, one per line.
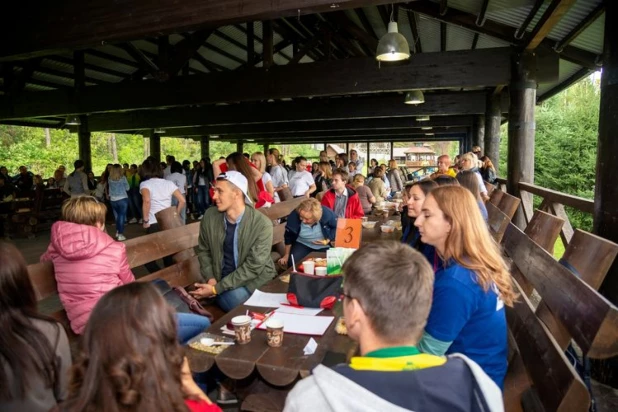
190, 171, 277, 311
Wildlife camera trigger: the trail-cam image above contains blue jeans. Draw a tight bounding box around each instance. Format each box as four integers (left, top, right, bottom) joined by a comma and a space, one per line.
176, 312, 211, 345
111, 198, 129, 234
171, 196, 186, 224
127, 187, 142, 220
217, 286, 251, 313
196, 185, 209, 215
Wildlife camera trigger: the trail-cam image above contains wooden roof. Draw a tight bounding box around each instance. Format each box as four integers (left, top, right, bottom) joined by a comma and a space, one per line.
0, 0, 605, 144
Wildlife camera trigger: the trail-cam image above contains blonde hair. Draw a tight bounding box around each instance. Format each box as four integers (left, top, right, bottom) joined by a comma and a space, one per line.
460, 152, 478, 171
252, 152, 267, 173
318, 162, 332, 179
61, 195, 107, 227
109, 164, 123, 181
430, 186, 516, 306
296, 198, 323, 221
388, 159, 398, 170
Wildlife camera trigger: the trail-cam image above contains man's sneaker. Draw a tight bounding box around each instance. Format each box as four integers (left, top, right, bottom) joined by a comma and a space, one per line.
115, 231, 119, 238
197, 215, 204, 220
117, 234, 127, 241
128, 218, 137, 224
138, 218, 143, 224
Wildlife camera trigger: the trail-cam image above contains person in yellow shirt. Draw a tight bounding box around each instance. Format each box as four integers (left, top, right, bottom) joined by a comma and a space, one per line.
430, 155, 457, 179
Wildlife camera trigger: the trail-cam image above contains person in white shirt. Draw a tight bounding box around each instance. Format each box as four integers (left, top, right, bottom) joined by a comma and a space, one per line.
165, 161, 188, 223
163, 155, 174, 178
288, 156, 316, 198
140, 158, 185, 273
349, 149, 364, 172
267, 148, 289, 202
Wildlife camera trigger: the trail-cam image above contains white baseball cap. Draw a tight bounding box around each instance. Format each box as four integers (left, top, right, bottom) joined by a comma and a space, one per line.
217, 171, 252, 205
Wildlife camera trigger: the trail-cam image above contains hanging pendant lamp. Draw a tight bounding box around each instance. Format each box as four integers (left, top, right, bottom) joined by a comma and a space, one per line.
376, 6, 410, 62
404, 90, 425, 105
416, 115, 430, 121
65, 115, 81, 126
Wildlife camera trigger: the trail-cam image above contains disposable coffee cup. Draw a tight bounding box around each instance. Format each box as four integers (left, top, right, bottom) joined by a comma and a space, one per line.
315, 266, 327, 276
266, 319, 284, 347
231, 315, 252, 344
303, 260, 315, 275
361, 216, 368, 222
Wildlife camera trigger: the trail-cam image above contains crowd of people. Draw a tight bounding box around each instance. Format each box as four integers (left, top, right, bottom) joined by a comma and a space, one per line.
1, 145, 509, 412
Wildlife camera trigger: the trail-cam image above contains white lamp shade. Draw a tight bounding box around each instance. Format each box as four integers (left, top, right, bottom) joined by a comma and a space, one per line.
65, 115, 81, 126
404, 90, 425, 105
376, 22, 410, 62
417, 115, 430, 121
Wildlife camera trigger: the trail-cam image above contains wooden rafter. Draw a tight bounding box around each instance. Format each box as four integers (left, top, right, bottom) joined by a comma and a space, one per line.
273, 19, 323, 62
471, 33, 479, 50
524, 0, 579, 51
167, 30, 214, 75
476, 0, 490, 27
514, 0, 545, 40
440, 22, 447, 52
46, 56, 128, 79
407, 11, 422, 54
554, 3, 604, 52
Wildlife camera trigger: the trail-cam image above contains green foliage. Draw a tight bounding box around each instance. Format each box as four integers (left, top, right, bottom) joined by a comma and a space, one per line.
498, 76, 599, 231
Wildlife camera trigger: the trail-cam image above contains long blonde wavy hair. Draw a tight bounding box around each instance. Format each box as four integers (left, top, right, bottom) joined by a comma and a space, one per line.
430, 186, 516, 306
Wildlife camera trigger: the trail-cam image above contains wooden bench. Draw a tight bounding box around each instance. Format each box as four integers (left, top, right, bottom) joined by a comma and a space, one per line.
501, 213, 618, 412
489, 188, 521, 220
27, 198, 305, 352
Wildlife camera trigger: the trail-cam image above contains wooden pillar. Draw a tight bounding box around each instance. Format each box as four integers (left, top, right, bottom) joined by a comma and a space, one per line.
473, 114, 485, 153
237, 142, 244, 154
507, 53, 537, 229
596, 0, 618, 306
74, 50, 92, 170
150, 131, 161, 162
263, 143, 269, 154
200, 136, 210, 160
78, 116, 92, 171
366, 142, 370, 168
464, 127, 473, 153
485, 92, 501, 165
389, 142, 394, 160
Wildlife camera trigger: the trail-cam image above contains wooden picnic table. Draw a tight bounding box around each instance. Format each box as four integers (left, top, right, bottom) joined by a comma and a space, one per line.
186, 253, 356, 383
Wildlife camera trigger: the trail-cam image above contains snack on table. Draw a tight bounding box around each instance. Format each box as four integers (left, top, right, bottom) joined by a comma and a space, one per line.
335, 317, 347, 335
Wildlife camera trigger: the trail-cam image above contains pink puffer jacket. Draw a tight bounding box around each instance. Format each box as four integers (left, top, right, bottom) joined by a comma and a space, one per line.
41, 221, 135, 334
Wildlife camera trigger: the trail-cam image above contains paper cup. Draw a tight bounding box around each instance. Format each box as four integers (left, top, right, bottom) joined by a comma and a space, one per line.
315, 266, 327, 276
266, 319, 284, 347
303, 260, 315, 275
231, 315, 252, 344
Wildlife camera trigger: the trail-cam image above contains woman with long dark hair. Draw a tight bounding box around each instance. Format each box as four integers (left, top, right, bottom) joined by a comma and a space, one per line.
64, 282, 221, 412
0, 242, 72, 411
401, 180, 438, 265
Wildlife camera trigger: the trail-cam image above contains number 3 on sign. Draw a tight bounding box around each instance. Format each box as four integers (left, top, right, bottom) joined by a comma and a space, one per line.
335, 219, 362, 249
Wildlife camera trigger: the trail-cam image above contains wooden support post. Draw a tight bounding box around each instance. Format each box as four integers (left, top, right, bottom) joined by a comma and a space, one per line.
78, 116, 92, 172
473, 114, 485, 153
200, 136, 209, 160
74, 50, 92, 171
366, 142, 370, 172
596, 0, 618, 307
484, 92, 501, 166
263, 143, 269, 154
237, 142, 244, 154
389, 142, 394, 161
507, 53, 537, 230
150, 131, 161, 162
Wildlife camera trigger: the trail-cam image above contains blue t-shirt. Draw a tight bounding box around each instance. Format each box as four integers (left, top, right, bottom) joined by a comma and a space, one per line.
425, 260, 507, 388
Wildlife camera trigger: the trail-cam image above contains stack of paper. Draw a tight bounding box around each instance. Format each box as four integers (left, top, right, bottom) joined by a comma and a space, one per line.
243, 290, 288, 308
256, 312, 334, 336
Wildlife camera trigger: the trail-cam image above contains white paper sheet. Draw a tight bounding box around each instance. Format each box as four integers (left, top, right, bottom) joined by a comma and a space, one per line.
256, 312, 334, 336
243, 290, 288, 308
276, 305, 323, 316
304, 338, 318, 355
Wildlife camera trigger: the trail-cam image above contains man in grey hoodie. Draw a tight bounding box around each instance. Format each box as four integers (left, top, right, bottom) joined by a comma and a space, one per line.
284, 241, 504, 412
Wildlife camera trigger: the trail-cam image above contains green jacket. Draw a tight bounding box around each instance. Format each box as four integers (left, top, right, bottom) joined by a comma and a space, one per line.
197, 205, 276, 294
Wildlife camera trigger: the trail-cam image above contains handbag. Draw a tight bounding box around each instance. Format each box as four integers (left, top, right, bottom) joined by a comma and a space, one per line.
287, 272, 343, 309
152, 278, 214, 322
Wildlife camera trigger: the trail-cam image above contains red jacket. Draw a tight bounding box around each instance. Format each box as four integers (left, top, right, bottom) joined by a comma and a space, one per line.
41, 221, 134, 334
321, 186, 365, 219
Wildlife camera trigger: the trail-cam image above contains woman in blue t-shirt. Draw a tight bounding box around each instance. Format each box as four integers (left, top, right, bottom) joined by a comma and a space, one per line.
414, 186, 516, 389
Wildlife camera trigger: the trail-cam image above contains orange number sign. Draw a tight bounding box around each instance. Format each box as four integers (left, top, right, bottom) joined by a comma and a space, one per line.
335, 219, 362, 249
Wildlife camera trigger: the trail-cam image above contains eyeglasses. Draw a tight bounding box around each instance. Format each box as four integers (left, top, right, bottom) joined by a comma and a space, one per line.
338, 287, 354, 301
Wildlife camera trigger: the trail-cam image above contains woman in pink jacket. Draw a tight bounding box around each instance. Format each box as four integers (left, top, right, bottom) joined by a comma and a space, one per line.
41, 196, 134, 334
41, 195, 210, 343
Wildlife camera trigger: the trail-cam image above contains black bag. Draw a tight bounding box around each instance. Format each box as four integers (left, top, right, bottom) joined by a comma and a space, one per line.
152, 278, 213, 322
287, 272, 343, 309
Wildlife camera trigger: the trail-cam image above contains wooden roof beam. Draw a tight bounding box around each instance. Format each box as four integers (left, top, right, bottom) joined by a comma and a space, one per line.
81, 92, 507, 132
0, 0, 396, 61
514, 0, 545, 40
554, 3, 605, 52
524, 0, 579, 51
0, 48, 512, 120
404, 0, 599, 69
